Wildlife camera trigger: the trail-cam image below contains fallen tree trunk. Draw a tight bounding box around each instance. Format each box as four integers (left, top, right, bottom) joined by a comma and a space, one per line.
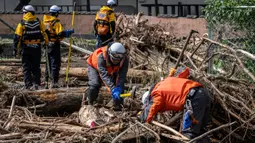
4, 87, 114, 115
0, 66, 157, 80
59, 67, 157, 79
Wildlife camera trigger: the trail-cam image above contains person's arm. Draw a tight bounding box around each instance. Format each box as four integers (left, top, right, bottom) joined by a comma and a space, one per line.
56, 22, 74, 38
54, 22, 64, 38
40, 21, 49, 45
146, 95, 162, 122
98, 54, 115, 90
116, 57, 129, 89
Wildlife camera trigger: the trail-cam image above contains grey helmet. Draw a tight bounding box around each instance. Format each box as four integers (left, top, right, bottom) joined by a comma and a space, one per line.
108, 42, 126, 61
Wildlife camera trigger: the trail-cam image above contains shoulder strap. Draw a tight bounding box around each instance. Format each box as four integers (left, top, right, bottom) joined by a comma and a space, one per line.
51, 19, 60, 26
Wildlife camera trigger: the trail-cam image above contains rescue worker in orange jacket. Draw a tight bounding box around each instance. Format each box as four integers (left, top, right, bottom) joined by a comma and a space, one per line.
93, 0, 116, 48
43, 5, 74, 88
140, 67, 212, 140
13, 5, 49, 90
86, 42, 129, 109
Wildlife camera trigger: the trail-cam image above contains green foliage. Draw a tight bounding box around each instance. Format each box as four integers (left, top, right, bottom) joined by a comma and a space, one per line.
204, 0, 255, 76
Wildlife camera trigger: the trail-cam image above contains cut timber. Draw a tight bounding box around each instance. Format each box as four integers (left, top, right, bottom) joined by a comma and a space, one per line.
24, 87, 87, 96
69, 67, 156, 79
0, 66, 157, 80
6, 87, 111, 115
59, 68, 157, 79
13, 87, 88, 115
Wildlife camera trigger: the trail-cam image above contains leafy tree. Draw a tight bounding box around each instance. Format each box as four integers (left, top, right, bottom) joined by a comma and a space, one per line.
204, 0, 255, 75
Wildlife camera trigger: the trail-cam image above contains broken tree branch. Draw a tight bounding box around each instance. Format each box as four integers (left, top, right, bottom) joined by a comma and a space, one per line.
189, 121, 237, 143
151, 121, 189, 140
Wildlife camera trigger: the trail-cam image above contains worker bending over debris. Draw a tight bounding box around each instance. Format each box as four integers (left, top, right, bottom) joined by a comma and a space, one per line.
13, 5, 49, 90
140, 67, 212, 141
94, 0, 116, 48
86, 42, 129, 110
43, 5, 74, 88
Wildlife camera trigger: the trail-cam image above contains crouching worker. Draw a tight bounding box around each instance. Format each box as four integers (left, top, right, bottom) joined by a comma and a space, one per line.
86, 42, 129, 110
140, 67, 212, 140
13, 5, 49, 90
43, 5, 74, 88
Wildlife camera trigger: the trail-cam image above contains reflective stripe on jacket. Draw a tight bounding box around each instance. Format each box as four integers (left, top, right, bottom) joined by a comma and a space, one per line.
14, 12, 49, 49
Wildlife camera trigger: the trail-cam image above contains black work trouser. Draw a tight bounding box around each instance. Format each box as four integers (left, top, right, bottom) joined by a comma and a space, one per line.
86, 65, 123, 107
96, 33, 113, 49
21, 45, 41, 88
45, 42, 61, 83
182, 87, 212, 140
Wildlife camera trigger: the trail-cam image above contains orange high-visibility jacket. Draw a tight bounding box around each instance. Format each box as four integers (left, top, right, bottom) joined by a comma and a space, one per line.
87, 46, 124, 75
146, 77, 202, 122
86, 46, 128, 91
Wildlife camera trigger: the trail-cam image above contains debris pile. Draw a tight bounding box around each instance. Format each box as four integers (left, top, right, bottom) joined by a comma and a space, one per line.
115, 12, 177, 73
0, 13, 254, 143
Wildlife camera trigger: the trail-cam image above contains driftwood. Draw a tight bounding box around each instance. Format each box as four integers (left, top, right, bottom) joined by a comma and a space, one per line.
151, 121, 189, 141
18, 120, 123, 135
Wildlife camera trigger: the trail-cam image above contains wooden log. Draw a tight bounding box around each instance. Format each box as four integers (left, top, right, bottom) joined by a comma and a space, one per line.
0, 66, 157, 80
0, 133, 22, 140
18, 120, 123, 134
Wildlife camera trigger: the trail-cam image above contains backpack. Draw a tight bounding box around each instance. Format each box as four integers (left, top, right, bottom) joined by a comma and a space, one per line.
44, 19, 60, 41
96, 9, 110, 36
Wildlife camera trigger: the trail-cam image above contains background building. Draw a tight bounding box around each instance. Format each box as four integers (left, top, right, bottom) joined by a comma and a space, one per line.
0, 0, 206, 17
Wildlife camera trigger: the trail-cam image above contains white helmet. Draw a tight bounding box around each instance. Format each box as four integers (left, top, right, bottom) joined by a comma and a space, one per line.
107, 0, 116, 6
142, 91, 150, 105
50, 5, 61, 13
23, 5, 35, 13
108, 42, 126, 61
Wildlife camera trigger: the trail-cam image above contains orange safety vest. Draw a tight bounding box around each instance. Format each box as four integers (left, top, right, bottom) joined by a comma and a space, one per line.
151, 77, 202, 111
86, 46, 124, 75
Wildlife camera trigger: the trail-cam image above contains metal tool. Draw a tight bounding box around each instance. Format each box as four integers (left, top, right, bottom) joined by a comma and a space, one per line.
120, 86, 137, 98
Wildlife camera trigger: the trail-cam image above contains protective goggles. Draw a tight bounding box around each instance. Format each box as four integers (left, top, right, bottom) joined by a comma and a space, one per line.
109, 51, 124, 61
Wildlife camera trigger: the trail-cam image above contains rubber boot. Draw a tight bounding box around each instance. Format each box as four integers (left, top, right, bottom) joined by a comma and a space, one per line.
86, 86, 100, 105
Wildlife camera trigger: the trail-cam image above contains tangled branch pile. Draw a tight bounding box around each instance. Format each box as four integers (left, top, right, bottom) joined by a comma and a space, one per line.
115, 13, 178, 72
115, 12, 255, 141
0, 12, 254, 142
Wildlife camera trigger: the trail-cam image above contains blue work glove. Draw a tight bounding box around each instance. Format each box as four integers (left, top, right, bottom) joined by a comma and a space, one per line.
64, 29, 74, 38
111, 87, 122, 101
182, 110, 192, 130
